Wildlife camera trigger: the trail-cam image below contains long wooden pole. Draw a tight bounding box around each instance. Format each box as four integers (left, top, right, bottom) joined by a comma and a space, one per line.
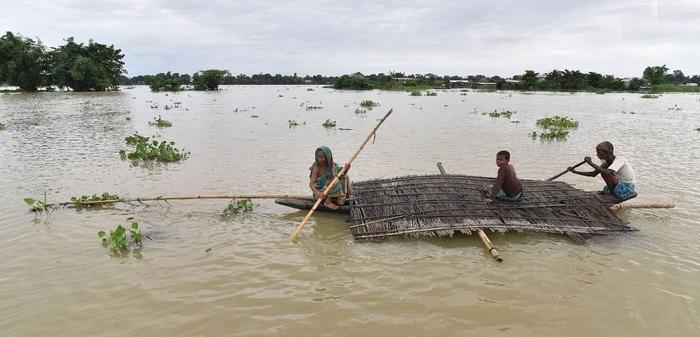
610, 202, 675, 210
437, 163, 503, 263
546, 160, 586, 181
59, 194, 314, 206
288, 108, 394, 241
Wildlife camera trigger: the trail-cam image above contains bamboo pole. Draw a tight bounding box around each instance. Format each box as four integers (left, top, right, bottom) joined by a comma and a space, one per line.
436, 162, 503, 263
288, 108, 394, 241
59, 194, 314, 206
609, 202, 675, 211
546, 160, 586, 181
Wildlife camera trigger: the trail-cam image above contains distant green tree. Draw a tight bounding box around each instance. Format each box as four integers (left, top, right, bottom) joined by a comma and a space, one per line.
333, 75, 371, 90
0, 32, 48, 91
49, 37, 125, 91
665, 69, 687, 84
628, 77, 645, 91
193, 69, 229, 90
520, 70, 538, 89
642, 65, 668, 85
586, 72, 603, 88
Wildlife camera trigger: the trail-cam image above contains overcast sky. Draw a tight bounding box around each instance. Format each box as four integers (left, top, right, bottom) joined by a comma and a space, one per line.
3, 0, 699, 77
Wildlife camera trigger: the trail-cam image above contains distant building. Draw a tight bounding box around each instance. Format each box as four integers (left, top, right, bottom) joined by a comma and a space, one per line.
536, 73, 547, 82
349, 72, 365, 79
475, 82, 497, 89
682, 82, 698, 87
303, 79, 313, 84
449, 79, 471, 88
505, 79, 521, 84
394, 77, 417, 84
621, 78, 633, 88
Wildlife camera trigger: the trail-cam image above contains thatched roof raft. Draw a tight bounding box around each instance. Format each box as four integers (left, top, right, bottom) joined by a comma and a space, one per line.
349, 174, 636, 242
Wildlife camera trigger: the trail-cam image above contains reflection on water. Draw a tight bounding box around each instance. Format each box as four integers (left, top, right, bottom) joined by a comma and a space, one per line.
1, 87, 699, 336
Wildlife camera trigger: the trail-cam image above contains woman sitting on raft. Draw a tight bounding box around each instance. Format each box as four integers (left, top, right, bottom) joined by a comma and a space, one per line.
309, 146, 351, 209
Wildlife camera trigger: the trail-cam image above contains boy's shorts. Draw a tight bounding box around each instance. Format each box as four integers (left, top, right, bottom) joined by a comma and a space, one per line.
486, 184, 523, 202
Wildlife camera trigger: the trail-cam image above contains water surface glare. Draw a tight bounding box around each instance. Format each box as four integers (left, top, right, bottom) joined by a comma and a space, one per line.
1, 86, 699, 336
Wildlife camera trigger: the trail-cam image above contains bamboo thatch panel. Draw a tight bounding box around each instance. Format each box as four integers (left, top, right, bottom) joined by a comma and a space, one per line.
349, 174, 635, 241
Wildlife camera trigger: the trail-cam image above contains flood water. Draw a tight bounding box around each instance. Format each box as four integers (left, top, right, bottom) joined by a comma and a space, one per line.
1, 86, 699, 336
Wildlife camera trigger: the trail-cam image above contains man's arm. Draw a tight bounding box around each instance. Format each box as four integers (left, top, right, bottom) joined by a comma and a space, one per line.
581, 156, 615, 176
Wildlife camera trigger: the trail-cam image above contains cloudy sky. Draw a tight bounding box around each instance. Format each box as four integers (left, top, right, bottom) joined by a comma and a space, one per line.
3, 0, 699, 77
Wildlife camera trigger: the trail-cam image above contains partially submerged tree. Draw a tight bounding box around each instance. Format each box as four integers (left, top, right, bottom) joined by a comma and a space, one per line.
49, 37, 125, 91
193, 69, 229, 90
0, 32, 48, 91
642, 65, 669, 85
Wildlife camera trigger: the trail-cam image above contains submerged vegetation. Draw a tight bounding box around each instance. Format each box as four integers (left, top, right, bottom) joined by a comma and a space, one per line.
70, 193, 119, 208
409, 90, 422, 96
425, 91, 437, 96
148, 115, 172, 128
640, 94, 659, 98
119, 134, 189, 162
530, 116, 580, 141
223, 199, 254, 216
488, 109, 516, 119
322, 119, 336, 128
0, 122, 5, 130
98, 222, 142, 254
24, 193, 52, 213
359, 100, 378, 109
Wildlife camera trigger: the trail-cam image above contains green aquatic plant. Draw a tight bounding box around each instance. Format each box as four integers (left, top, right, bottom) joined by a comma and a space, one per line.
223, 199, 253, 216
640, 94, 659, 99
322, 119, 336, 128
24, 192, 52, 213
0, 122, 5, 130
359, 100, 378, 109
536, 116, 579, 129
305, 106, 323, 111
595, 88, 607, 94
120, 133, 189, 162
488, 110, 515, 119
531, 115, 580, 141
70, 193, 119, 208
288, 120, 299, 127
148, 115, 172, 128
354, 108, 367, 115
98, 222, 142, 253
425, 91, 437, 96
409, 90, 422, 96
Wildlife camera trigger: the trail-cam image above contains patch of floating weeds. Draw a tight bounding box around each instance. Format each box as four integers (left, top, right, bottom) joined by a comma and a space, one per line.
24, 192, 52, 213
0, 122, 5, 130
696, 127, 700, 131
223, 199, 253, 216
322, 119, 337, 128
307, 88, 314, 91
425, 91, 437, 96
595, 89, 607, 94
488, 109, 515, 119
530, 115, 580, 141
640, 94, 659, 99
409, 91, 422, 96
288, 120, 300, 127
360, 100, 378, 109
125, 117, 131, 121
250, 115, 259, 118
98, 222, 142, 255
305, 106, 323, 111
148, 115, 172, 128
70, 193, 119, 208
354, 108, 367, 115
120, 133, 189, 162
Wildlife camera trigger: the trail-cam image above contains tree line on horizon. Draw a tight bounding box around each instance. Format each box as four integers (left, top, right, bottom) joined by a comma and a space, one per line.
3, 31, 700, 93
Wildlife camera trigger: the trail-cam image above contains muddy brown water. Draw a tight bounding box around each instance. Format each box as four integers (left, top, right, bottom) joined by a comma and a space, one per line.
1, 86, 698, 336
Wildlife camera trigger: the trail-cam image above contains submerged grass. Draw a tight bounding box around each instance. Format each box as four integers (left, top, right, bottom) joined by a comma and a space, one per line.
119, 133, 189, 162
359, 100, 378, 109
531, 115, 580, 141
322, 119, 336, 128
70, 193, 119, 208
148, 115, 172, 128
